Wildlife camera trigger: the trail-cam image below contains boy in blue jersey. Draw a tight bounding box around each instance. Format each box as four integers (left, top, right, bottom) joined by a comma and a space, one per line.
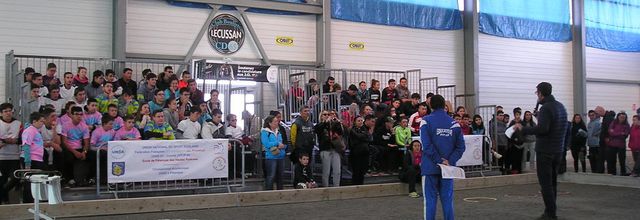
419, 95, 465, 220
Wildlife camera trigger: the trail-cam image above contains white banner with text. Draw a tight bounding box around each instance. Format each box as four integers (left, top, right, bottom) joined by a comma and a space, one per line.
107, 139, 229, 183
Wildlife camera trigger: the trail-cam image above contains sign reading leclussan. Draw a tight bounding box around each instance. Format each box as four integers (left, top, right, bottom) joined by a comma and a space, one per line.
208, 14, 245, 54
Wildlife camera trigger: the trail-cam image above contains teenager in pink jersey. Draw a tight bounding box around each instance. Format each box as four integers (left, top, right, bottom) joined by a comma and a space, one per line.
20, 112, 46, 203
89, 116, 116, 184
61, 106, 91, 187
114, 116, 141, 141
106, 104, 124, 131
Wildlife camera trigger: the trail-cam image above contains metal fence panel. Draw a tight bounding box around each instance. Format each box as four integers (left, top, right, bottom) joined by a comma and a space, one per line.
476, 105, 498, 169
419, 77, 438, 101
437, 85, 456, 108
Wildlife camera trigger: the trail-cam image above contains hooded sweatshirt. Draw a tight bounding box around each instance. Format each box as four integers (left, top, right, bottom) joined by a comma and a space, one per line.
261, 127, 286, 159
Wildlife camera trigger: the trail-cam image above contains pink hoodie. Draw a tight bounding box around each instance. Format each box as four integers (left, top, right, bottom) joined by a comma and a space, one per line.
629, 125, 640, 152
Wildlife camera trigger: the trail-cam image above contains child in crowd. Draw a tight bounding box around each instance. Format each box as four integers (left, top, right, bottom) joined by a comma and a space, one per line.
106, 104, 124, 131
135, 103, 151, 130
148, 90, 166, 113
115, 116, 142, 141
20, 112, 46, 202
84, 98, 102, 131
62, 106, 91, 187
144, 110, 175, 140
176, 108, 202, 139
96, 82, 119, 114
461, 114, 472, 135
89, 116, 116, 184
118, 91, 139, 117
294, 153, 317, 189
395, 117, 412, 149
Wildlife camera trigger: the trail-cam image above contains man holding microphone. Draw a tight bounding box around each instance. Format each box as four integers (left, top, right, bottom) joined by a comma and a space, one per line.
420, 95, 465, 220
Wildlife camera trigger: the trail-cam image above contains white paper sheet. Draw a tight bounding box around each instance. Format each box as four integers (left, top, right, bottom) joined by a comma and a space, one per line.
438, 164, 466, 179
505, 126, 515, 139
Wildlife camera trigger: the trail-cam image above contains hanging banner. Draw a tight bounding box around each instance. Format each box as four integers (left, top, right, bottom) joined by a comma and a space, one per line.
107, 139, 229, 183
200, 62, 270, 82
412, 134, 483, 166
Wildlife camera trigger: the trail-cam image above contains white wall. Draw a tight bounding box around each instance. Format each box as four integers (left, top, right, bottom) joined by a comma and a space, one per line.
586, 47, 640, 115
126, 0, 316, 62
331, 19, 464, 91
479, 34, 574, 116
0, 0, 112, 101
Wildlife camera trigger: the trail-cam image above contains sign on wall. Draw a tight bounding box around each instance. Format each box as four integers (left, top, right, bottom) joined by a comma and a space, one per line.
349, 41, 365, 51
275, 36, 294, 46
108, 139, 229, 183
208, 14, 245, 54
200, 62, 270, 82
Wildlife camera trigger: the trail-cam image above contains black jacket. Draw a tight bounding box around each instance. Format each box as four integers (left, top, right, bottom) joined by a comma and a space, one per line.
522, 95, 569, 154
117, 78, 138, 97
570, 122, 587, 148
294, 164, 314, 186
349, 125, 372, 155
340, 90, 360, 106
315, 120, 343, 151
599, 111, 616, 147
373, 126, 395, 147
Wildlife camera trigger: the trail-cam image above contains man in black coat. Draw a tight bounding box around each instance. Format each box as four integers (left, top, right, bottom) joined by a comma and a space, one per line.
515, 82, 568, 220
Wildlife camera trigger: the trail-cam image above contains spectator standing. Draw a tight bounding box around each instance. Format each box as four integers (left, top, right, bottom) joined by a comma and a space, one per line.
372, 117, 398, 173
607, 112, 630, 175
522, 111, 537, 171
89, 116, 115, 184
349, 115, 374, 185
0, 103, 21, 204
570, 114, 588, 173
19, 113, 46, 202
61, 106, 91, 187
85, 70, 105, 99
315, 111, 343, 187
599, 110, 616, 173
515, 82, 569, 220
290, 106, 315, 161
586, 110, 602, 173
60, 72, 77, 101
419, 95, 465, 220
39, 107, 63, 172
137, 73, 158, 103
117, 68, 138, 96
507, 108, 525, 174
460, 114, 472, 135
73, 67, 89, 89
629, 115, 640, 177
341, 103, 358, 129
491, 110, 508, 173
261, 115, 287, 190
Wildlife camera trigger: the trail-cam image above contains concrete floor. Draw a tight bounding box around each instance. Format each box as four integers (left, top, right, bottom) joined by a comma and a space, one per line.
65, 183, 640, 220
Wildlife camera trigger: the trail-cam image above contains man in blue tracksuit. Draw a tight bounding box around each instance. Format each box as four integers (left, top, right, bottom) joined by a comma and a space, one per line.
419, 95, 466, 220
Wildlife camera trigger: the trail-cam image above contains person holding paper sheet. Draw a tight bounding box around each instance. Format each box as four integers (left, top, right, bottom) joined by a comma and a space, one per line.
419, 95, 465, 220
513, 82, 568, 220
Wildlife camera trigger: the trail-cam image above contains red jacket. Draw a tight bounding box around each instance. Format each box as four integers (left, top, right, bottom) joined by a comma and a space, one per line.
608, 121, 630, 148
629, 125, 640, 152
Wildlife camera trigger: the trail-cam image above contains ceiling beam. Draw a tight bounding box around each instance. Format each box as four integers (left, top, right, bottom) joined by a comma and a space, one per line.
184, 0, 323, 14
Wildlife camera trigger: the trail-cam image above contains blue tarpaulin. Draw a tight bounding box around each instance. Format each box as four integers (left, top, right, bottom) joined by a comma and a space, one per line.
586, 0, 640, 52
331, 0, 462, 30
167, 0, 308, 15
478, 0, 572, 42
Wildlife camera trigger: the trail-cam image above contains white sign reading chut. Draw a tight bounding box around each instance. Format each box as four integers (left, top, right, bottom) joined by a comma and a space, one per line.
107, 139, 229, 183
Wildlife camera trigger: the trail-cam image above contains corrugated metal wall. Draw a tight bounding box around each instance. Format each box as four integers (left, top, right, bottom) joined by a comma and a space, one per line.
586, 47, 640, 115
331, 20, 464, 90
0, 0, 112, 101
478, 33, 574, 115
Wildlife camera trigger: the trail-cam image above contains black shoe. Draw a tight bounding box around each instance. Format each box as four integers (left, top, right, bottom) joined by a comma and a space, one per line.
537, 213, 558, 220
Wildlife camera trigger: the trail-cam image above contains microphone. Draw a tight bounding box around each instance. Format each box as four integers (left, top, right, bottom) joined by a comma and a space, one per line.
533, 103, 540, 117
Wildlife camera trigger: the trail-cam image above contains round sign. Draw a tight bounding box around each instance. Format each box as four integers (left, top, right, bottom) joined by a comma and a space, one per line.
208, 14, 245, 54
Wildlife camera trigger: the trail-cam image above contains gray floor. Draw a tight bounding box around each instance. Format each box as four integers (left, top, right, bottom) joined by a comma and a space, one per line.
65, 183, 640, 220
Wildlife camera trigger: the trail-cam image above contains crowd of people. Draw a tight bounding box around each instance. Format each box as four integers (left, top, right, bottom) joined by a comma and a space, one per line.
1, 64, 638, 204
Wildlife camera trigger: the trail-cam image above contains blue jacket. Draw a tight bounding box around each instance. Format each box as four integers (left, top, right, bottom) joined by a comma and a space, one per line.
522, 95, 569, 154
419, 109, 466, 175
261, 128, 287, 159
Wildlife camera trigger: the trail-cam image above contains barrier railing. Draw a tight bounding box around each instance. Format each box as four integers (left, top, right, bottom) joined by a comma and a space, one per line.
475, 105, 499, 170
437, 85, 456, 108
96, 139, 246, 198
419, 77, 438, 100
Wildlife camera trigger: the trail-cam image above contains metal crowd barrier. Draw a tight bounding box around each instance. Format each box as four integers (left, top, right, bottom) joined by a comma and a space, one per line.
419, 77, 439, 100
96, 139, 247, 198
476, 105, 499, 170
437, 85, 457, 108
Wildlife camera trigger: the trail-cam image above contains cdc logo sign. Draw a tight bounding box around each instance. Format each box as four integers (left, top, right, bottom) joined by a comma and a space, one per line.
208, 14, 245, 54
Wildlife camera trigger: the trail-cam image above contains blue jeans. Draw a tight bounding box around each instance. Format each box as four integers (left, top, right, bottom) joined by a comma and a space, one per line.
264, 159, 285, 190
